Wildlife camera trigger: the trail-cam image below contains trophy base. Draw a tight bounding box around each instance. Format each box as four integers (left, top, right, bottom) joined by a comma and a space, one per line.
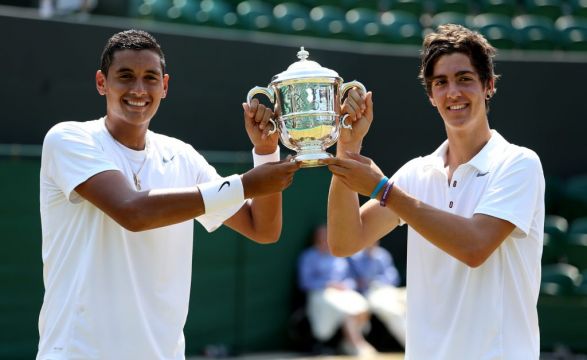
292, 151, 333, 168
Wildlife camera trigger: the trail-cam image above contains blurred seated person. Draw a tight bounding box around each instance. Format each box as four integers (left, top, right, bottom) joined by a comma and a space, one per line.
349, 242, 407, 347
298, 224, 377, 357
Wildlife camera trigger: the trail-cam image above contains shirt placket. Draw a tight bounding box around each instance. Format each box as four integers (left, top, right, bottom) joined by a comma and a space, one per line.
447, 167, 466, 212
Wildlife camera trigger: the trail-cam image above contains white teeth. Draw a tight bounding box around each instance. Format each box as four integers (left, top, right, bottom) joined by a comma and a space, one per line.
126, 100, 147, 107
449, 104, 466, 110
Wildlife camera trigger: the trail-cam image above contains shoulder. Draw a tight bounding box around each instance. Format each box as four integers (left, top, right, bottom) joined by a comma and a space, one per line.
43, 120, 102, 149
45, 120, 97, 138
497, 142, 543, 174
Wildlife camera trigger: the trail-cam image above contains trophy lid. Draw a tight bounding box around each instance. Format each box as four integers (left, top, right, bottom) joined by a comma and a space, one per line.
271, 47, 340, 82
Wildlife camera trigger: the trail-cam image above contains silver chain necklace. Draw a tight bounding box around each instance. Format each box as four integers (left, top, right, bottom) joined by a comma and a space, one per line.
131, 152, 148, 191
106, 126, 149, 191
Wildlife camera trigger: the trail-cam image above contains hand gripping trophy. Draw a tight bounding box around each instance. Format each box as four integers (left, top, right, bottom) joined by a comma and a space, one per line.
247, 47, 367, 167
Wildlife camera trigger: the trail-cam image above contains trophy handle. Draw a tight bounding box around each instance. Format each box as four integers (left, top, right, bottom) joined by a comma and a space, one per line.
246, 86, 277, 136
339, 80, 367, 130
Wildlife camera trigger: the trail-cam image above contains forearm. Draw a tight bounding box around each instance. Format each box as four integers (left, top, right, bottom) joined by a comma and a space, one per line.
384, 185, 511, 267
111, 187, 205, 232
244, 193, 283, 243
327, 175, 368, 256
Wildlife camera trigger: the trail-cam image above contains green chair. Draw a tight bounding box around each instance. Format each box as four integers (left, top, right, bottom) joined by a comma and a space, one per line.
309, 5, 354, 39
429, 11, 472, 28
570, 217, 587, 234
471, 13, 518, 49
478, 0, 518, 16
564, 234, 587, 272
236, 0, 275, 31
187, 0, 238, 27
576, 269, 587, 295
544, 214, 569, 241
388, 0, 426, 17
512, 14, 557, 50
379, 10, 423, 45
542, 233, 564, 265
432, 0, 471, 14
568, 0, 587, 18
555, 16, 587, 51
165, 0, 202, 23
273, 2, 313, 35
304, 0, 360, 10
540, 263, 582, 296
560, 174, 587, 221
523, 0, 563, 21
345, 7, 382, 41
135, 0, 173, 21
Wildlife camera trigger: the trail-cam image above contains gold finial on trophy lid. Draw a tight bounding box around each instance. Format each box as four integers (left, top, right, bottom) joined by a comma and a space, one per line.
297, 47, 309, 61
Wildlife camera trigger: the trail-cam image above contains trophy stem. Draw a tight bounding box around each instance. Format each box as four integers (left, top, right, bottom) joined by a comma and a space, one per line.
292, 149, 333, 168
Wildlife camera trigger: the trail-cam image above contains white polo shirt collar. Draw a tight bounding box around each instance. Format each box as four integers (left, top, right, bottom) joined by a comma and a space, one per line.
421, 129, 507, 175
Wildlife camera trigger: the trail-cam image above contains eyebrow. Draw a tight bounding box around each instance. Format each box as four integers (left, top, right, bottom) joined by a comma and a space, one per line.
115, 67, 162, 76
431, 70, 476, 80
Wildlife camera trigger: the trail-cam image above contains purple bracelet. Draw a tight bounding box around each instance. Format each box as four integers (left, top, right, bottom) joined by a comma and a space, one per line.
380, 180, 394, 207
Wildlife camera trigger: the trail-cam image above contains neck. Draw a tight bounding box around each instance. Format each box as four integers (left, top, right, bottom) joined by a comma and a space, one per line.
444, 123, 491, 169
104, 115, 148, 150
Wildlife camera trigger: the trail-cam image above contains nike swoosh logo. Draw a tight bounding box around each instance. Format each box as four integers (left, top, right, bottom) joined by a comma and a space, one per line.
162, 154, 175, 163
218, 181, 230, 191
476, 171, 489, 177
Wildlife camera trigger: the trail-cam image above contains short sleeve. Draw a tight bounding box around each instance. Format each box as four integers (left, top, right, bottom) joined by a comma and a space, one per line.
42, 122, 119, 203
475, 150, 544, 236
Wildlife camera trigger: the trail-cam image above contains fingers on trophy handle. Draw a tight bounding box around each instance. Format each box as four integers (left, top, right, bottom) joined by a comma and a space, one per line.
341, 114, 352, 129
247, 86, 277, 135
340, 80, 367, 100
340, 81, 367, 131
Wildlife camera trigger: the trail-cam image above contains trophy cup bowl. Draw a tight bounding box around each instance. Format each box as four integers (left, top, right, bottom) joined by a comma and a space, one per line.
247, 47, 366, 167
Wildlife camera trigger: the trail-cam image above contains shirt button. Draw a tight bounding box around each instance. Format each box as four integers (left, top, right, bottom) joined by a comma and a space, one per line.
453, 180, 457, 187
449, 201, 454, 208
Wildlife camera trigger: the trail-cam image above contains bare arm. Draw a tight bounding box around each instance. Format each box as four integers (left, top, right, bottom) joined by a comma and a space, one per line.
61, 98, 302, 241
326, 90, 396, 256
383, 185, 515, 267
325, 152, 401, 257
222, 99, 301, 243
75, 158, 300, 236
324, 153, 516, 267
223, 159, 300, 244
75, 170, 204, 232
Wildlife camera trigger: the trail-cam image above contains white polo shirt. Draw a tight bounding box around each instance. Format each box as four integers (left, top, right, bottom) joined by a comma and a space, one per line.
38, 119, 242, 360
393, 130, 545, 360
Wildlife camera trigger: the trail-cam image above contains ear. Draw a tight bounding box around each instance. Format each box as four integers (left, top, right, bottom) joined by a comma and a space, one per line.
161, 74, 170, 99
96, 70, 106, 96
428, 95, 437, 107
486, 78, 495, 98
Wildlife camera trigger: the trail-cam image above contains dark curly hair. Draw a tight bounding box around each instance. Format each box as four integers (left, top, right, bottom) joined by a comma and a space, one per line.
100, 29, 166, 77
418, 24, 499, 104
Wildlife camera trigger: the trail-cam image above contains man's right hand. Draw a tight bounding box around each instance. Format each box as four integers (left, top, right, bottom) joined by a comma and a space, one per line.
241, 158, 301, 199
339, 90, 374, 154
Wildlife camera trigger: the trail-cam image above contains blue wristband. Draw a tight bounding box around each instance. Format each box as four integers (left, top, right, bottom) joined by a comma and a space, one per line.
370, 176, 389, 199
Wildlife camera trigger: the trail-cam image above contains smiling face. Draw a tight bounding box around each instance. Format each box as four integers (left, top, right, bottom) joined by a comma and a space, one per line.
96, 49, 169, 130
428, 52, 493, 131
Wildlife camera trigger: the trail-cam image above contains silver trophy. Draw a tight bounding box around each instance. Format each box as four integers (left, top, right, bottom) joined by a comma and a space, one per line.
247, 47, 367, 167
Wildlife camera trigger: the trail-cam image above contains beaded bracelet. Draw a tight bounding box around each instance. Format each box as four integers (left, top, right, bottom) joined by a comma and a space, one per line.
379, 180, 394, 207
370, 176, 389, 199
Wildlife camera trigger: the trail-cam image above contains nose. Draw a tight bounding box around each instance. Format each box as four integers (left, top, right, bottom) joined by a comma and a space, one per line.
447, 81, 461, 99
129, 80, 147, 96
